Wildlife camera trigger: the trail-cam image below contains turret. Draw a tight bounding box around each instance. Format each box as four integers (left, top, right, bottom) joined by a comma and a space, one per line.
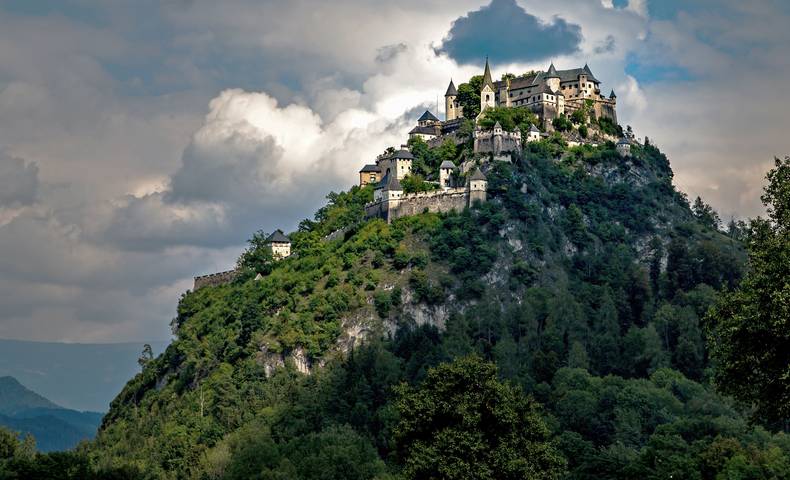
616, 137, 631, 157
609, 89, 617, 103
545, 62, 560, 92
479, 57, 496, 115
445, 79, 460, 121
467, 168, 487, 204
439, 160, 456, 189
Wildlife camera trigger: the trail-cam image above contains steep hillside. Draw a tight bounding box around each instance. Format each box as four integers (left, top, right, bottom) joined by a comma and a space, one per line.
90, 137, 783, 479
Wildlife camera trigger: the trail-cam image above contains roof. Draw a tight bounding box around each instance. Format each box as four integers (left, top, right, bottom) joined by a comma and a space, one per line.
609, 89, 617, 98
439, 160, 456, 169
392, 148, 415, 160
445, 79, 457, 96
546, 63, 560, 79
531, 65, 601, 86
528, 124, 540, 133
265, 229, 290, 244
482, 57, 495, 91
469, 169, 487, 181
385, 173, 402, 191
418, 110, 439, 122
493, 121, 502, 129
409, 125, 439, 136
359, 164, 380, 173
617, 137, 630, 145
493, 73, 538, 91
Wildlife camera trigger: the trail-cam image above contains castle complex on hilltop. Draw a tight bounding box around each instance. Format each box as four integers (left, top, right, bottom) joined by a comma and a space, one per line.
409, 58, 618, 155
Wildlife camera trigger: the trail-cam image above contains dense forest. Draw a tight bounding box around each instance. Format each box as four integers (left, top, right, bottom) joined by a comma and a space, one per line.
2, 124, 788, 479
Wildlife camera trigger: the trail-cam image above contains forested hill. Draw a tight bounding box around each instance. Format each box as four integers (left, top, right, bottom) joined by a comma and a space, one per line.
87, 136, 788, 479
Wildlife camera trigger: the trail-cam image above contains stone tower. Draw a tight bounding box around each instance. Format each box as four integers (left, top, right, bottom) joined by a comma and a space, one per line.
545, 62, 560, 92
445, 79, 459, 121
468, 169, 487, 205
479, 57, 496, 116
439, 160, 456, 189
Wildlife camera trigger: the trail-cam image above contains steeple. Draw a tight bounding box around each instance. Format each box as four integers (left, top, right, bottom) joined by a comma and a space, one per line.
445, 79, 457, 96
546, 62, 560, 78
482, 57, 495, 91
609, 89, 616, 99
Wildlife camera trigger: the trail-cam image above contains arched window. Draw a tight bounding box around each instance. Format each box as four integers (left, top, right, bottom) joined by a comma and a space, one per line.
486, 94, 490, 101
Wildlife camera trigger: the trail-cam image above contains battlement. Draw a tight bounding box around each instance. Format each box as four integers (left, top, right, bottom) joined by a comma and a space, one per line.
193, 269, 238, 290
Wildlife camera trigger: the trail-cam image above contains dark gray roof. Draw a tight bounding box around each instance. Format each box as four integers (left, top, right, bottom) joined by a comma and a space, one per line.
439, 160, 456, 169
265, 229, 290, 244
418, 110, 439, 122
531, 66, 600, 87
445, 79, 457, 96
392, 149, 415, 160
609, 89, 616, 98
546, 63, 560, 78
385, 173, 402, 191
617, 137, 630, 145
359, 164, 380, 173
482, 57, 495, 91
409, 125, 439, 135
494, 121, 502, 129
470, 169, 487, 181
528, 124, 540, 133
539, 84, 561, 95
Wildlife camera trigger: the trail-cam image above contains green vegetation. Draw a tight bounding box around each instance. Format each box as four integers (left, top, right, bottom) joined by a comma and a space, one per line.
478, 106, 540, 139
400, 174, 438, 194
7, 128, 785, 479
707, 156, 790, 425
456, 75, 482, 119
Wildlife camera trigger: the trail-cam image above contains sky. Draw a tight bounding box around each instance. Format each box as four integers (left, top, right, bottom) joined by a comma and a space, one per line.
0, 0, 787, 343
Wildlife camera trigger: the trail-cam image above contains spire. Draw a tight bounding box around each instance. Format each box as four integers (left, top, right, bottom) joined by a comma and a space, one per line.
445, 79, 457, 96
546, 62, 560, 79
609, 89, 616, 99
482, 56, 495, 90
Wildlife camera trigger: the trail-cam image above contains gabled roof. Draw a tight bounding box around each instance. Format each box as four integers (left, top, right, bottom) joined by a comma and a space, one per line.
609, 89, 617, 98
469, 169, 487, 181
493, 121, 502, 129
482, 57, 495, 91
418, 110, 440, 122
617, 137, 630, 145
359, 164, 380, 173
528, 124, 540, 133
265, 229, 290, 244
385, 172, 402, 191
440, 160, 456, 169
445, 79, 457, 96
409, 125, 439, 136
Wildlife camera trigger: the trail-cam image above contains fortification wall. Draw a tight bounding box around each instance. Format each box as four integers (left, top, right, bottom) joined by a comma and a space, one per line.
365, 188, 472, 223
194, 269, 238, 290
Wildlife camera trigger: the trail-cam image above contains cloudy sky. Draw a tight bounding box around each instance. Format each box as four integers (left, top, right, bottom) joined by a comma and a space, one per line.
0, 0, 787, 343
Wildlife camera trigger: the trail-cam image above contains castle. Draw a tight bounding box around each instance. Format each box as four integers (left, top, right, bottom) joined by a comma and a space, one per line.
409, 58, 618, 153
362, 146, 487, 223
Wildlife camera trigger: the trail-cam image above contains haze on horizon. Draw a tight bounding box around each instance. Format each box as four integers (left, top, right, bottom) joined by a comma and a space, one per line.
0, 0, 787, 343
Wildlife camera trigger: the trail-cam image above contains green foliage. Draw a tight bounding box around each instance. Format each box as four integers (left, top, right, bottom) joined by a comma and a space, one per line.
552, 115, 573, 132
707, 156, 790, 425
456, 76, 482, 119
400, 174, 438, 194
478, 106, 539, 139
595, 116, 623, 137
395, 356, 566, 480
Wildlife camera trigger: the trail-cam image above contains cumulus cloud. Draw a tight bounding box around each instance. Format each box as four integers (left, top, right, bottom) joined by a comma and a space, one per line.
436, 0, 582, 65
0, 153, 38, 207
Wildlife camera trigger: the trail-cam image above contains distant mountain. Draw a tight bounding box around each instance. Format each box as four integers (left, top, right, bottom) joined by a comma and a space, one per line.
0, 376, 104, 452
0, 339, 168, 412
0, 376, 59, 415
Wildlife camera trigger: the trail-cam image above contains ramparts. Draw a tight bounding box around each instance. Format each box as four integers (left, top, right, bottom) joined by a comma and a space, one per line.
193, 269, 238, 290
365, 187, 476, 223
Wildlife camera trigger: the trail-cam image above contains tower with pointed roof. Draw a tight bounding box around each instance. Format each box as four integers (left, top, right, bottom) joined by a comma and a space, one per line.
479, 57, 496, 117
444, 79, 462, 121
467, 168, 487, 204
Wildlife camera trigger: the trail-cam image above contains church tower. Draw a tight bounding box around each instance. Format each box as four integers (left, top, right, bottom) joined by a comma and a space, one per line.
445, 79, 459, 121
479, 57, 496, 117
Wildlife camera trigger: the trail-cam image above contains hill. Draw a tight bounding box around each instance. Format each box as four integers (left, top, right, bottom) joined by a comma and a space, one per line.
0, 339, 168, 412
80, 133, 790, 480
0, 377, 103, 452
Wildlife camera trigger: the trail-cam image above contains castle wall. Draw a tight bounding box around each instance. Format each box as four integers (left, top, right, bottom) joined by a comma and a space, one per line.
194, 269, 238, 290
365, 188, 475, 223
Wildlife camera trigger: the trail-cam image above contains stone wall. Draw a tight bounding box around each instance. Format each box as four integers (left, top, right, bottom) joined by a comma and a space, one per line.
193, 269, 238, 290
365, 187, 473, 223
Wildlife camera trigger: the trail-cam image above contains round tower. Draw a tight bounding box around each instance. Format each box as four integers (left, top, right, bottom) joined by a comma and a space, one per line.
545, 63, 560, 92
445, 79, 459, 121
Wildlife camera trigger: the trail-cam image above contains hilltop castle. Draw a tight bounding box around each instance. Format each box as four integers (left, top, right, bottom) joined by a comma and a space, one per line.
410, 58, 618, 153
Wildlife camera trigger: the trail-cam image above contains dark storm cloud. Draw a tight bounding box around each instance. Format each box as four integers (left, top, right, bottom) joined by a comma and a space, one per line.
0, 154, 38, 207
436, 0, 582, 65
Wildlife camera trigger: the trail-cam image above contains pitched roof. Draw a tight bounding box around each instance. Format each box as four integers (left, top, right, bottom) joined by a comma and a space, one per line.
493, 121, 502, 129
265, 229, 290, 244
445, 79, 457, 96
617, 137, 630, 145
482, 57, 495, 91
546, 63, 560, 78
385, 172, 402, 191
418, 110, 440, 122
393, 148, 415, 159
609, 89, 617, 98
359, 164, 380, 173
470, 169, 487, 181
439, 160, 456, 169
528, 124, 540, 133
409, 125, 439, 135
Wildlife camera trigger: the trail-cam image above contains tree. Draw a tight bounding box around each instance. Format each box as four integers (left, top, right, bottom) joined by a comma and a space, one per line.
395, 356, 566, 480
457, 76, 483, 120
707, 156, 790, 424
137, 344, 154, 369
692, 196, 721, 230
